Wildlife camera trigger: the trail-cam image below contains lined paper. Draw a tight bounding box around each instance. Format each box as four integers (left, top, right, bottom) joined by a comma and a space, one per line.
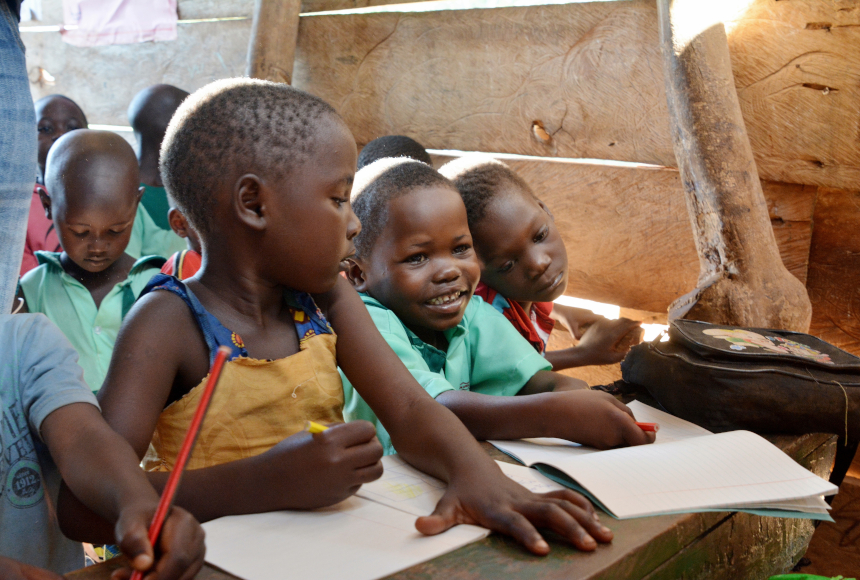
490, 402, 836, 519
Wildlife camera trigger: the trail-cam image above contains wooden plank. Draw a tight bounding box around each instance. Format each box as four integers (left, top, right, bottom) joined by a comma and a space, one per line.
245, 0, 302, 83
177, 0, 253, 20
294, 0, 860, 191
22, 19, 251, 126
431, 154, 815, 314
807, 186, 860, 357
300, 0, 434, 14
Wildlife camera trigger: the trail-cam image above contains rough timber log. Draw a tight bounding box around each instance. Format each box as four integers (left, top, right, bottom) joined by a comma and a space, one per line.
657, 0, 813, 331
245, 0, 301, 82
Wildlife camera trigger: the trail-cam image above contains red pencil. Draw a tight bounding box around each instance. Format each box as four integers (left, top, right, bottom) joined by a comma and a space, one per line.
129, 345, 231, 580
636, 422, 659, 432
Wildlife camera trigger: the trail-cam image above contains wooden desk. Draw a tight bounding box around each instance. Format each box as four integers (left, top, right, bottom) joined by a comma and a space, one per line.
67, 434, 836, 580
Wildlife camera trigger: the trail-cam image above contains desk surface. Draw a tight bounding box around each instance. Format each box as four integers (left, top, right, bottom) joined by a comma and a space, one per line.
66, 434, 836, 580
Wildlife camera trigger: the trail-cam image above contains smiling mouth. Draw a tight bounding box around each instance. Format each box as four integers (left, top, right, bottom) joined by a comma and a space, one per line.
426, 290, 467, 306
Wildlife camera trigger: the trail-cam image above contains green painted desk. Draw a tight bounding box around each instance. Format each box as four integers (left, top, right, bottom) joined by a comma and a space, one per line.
67, 434, 836, 580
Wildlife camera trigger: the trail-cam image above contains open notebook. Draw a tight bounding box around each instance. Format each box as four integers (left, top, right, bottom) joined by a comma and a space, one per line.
490, 401, 837, 521
201, 455, 559, 580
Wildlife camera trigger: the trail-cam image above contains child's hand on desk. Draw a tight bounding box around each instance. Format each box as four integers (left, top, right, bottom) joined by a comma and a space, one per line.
111, 503, 205, 580
547, 390, 656, 449
575, 318, 643, 365
251, 421, 384, 510
415, 463, 613, 555
0, 557, 62, 580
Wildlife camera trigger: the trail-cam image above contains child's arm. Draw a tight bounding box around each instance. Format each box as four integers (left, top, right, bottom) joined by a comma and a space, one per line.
43, 403, 205, 579
316, 278, 612, 555
437, 387, 655, 449
546, 315, 643, 370
97, 290, 383, 521
0, 557, 62, 580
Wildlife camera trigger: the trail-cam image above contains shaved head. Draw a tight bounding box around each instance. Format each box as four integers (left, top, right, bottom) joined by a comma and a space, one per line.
46, 129, 140, 209
128, 84, 190, 145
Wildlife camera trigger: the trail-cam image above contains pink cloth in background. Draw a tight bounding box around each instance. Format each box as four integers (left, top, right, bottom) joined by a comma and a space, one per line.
21, 184, 61, 277
62, 0, 177, 47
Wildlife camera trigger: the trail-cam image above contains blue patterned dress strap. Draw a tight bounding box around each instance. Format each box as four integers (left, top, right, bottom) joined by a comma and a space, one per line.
284, 290, 334, 345
140, 274, 249, 365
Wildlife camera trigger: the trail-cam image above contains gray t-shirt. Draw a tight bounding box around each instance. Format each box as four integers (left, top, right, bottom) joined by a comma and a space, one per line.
0, 313, 99, 574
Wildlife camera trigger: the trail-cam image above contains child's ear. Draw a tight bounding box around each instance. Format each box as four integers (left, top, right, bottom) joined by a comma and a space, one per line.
234, 174, 266, 231
167, 208, 189, 239
136, 186, 145, 204
537, 199, 555, 220
345, 258, 369, 291
38, 188, 52, 220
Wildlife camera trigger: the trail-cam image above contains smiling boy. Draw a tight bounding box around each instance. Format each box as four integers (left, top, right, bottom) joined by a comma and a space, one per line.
343, 158, 654, 455
18, 130, 163, 392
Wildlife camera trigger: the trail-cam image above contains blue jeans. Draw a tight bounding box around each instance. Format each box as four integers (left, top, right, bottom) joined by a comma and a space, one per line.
0, 4, 36, 312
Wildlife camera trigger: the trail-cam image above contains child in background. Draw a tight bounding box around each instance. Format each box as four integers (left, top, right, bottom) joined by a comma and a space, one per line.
18, 130, 163, 392
98, 78, 611, 556
160, 196, 202, 280
342, 158, 655, 454
0, 313, 204, 578
20, 95, 88, 276
439, 156, 642, 370
127, 84, 190, 259
357, 135, 432, 170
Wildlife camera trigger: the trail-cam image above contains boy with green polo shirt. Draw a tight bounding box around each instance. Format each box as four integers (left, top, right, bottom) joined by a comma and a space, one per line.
342, 158, 656, 454
18, 130, 162, 393
126, 84, 190, 259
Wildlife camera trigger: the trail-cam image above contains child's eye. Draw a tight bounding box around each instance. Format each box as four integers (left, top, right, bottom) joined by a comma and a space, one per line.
72, 230, 89, 238
498, 261, 514, 273
332, 196, 349, 208
453, 244, 471, 255
404, 253, 427, 264
38, 125, 53, 135
534, 226, 549, 243
109, 228, 126, 235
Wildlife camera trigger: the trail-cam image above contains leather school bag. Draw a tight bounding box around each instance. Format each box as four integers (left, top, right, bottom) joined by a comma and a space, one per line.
621, 320, 860, 483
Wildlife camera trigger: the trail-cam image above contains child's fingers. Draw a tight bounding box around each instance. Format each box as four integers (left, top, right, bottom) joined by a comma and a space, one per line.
543, 496, 613, 544
150, 509, 206, 580
414, 494, 458, 536
527, 501, 599, 551
319, 420, 378, 447
352, 460, 385, 484
345, 435, 384, 467
482, 508, 551, 556
115, 516, 154, 573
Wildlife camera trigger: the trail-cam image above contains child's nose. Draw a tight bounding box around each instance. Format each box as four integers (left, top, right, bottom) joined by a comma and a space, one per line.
433, 259, 461, 283
525, 251, 552, 279
346, 207, 361, 241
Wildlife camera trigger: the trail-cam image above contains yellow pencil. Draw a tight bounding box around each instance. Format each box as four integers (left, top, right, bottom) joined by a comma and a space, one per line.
306, 420, 329, 434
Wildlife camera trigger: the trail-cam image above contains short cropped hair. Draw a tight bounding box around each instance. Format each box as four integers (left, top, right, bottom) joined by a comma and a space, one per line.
357, 135, 432, 170
438, 155, 535, 227
352, 158, 453, 258
160, 78, 340, 235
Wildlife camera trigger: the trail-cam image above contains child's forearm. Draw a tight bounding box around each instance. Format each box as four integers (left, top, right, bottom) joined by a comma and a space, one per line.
435, 390, 556, 440
44, 404, 159, 527
545, 346, 600, 370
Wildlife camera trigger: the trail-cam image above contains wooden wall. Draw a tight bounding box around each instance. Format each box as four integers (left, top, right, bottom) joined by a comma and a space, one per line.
20, 0, 860, 354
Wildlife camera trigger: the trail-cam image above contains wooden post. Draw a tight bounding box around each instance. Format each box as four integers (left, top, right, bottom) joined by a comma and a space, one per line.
245, 0, 302, 83
657, 0, 812, 332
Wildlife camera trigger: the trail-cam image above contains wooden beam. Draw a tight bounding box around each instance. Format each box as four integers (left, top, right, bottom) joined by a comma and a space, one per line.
432, 154, 815, 315
294, 0, 860, 191
246, 0, 302, 82
656, 0, 812, 331
807, 186, 860, 356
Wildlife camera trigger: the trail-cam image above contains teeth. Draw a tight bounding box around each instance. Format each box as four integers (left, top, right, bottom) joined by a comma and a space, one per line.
427, 291, 462, 306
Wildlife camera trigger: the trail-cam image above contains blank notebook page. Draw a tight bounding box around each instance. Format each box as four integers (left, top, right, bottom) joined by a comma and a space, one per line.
554, 430, 837, 518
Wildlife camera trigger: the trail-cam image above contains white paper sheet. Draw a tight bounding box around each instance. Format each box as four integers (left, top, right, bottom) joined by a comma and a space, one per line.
202, 496, 489, 580
490, 403, 837, 519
